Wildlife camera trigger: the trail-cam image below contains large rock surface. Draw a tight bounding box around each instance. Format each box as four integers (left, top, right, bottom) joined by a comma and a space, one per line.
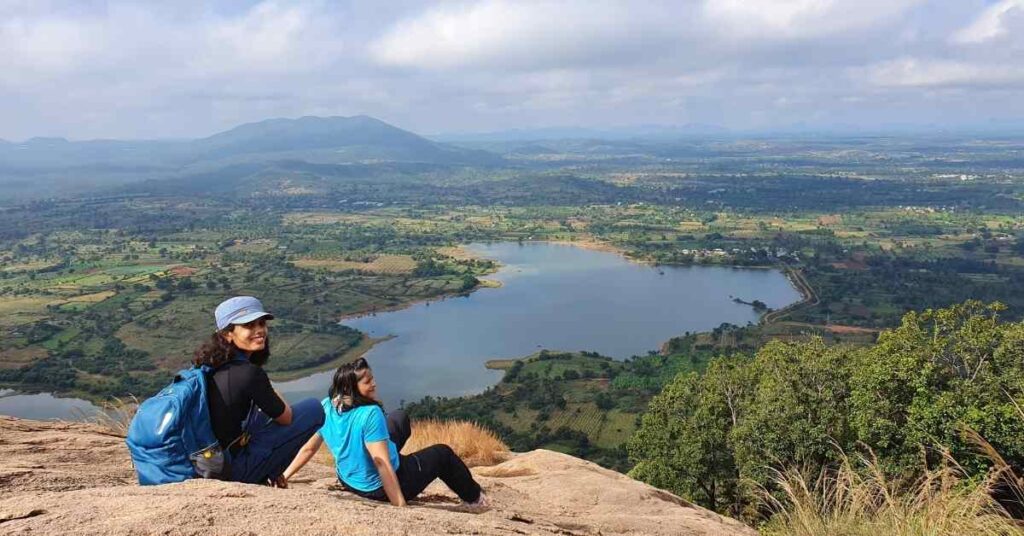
0, 416, 755, 535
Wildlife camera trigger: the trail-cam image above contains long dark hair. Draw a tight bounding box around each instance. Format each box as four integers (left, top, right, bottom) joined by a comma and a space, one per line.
329, 358, 381, 413
192, 328, 271, 369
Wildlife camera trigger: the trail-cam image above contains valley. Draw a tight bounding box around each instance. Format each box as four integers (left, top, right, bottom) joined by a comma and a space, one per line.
1, 116, 1023, 486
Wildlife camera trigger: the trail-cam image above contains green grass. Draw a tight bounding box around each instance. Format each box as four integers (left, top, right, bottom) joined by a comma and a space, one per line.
43, 327, 81, 351
104, 264, 177, 276
596, 409, 637, 447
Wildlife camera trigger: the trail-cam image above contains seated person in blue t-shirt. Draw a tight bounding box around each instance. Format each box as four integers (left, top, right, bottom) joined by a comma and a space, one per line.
281, 357, 488, 507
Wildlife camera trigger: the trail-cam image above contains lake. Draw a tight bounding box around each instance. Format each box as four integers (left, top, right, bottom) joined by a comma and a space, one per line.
0, 242, 802, 419
0, 389, 100, 420
276, 242, 802, 409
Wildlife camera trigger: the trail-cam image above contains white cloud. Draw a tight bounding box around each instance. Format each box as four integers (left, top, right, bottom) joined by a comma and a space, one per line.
369, 0, 681, 70
0, 1, 348, 85
0, 0, 1022, 139
0, 15, 108, 77
952, 0, 1024, 44
370, 0, 926, 72
702, 0, 924, 40
858, 57, 1024, 88
191, 1, 345, 76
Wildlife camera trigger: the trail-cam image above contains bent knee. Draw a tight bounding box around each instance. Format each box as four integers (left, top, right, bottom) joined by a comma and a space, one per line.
430, 444, 456, 457
389, 409, 410, 426
294, 398, 326, 427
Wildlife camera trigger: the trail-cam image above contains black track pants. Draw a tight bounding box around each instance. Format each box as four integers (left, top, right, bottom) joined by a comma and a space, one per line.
386, 409, 411, 451
395, 444, 482, 503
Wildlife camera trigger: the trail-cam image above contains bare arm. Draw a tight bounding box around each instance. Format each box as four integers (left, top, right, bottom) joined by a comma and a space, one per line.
366, 440, 405, 507
273, 400, 293, 425
281, 432, 323, 482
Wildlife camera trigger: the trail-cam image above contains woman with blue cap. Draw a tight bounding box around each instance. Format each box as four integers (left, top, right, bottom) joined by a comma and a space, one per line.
192, 296, 325, 486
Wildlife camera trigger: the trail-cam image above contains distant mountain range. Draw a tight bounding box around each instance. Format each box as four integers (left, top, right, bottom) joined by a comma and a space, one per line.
1, 115, 496, 170
0, 116, 500, 200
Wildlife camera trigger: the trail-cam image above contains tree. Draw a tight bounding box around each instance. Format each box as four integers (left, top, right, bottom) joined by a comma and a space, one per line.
460, 274, 479, 292
850, 300, 1024, 474
628, 356, 753, 514
731, 339, 857, 496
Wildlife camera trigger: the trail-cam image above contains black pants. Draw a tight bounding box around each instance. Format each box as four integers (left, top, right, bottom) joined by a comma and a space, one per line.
343, 410, 482, 503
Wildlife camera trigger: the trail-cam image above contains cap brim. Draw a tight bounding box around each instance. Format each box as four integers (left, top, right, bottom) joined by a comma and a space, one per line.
230, 311, 274, 325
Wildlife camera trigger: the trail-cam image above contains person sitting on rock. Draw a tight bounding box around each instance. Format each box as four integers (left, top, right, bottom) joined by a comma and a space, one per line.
281, 357, 488, 507
195, 296, 325, 486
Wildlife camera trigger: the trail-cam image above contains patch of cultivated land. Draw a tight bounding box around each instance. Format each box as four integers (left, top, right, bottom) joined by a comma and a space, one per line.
0, 297, 53, 327
0, 260, 61, 273
0, 347, 47, 370
292, 254, 417, 274
116, 295, 222, 366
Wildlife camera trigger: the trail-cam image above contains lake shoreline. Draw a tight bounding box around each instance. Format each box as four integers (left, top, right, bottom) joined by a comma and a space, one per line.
334, 248, 506, 324
535, 239, 808, 316
268, 334, 393, 382
290, 242, 803, 410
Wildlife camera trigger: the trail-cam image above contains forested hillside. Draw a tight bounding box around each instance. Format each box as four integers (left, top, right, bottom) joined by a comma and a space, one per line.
628, 300, 1024, 523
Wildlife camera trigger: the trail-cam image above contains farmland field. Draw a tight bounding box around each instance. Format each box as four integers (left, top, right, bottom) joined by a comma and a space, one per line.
292, 254, 417, 274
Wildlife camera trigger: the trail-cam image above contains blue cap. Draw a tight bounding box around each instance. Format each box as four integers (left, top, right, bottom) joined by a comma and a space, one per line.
214, 296, 274, 331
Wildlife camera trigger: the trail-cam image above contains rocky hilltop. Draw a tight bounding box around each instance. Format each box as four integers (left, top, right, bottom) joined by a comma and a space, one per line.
0, 416, 753, 535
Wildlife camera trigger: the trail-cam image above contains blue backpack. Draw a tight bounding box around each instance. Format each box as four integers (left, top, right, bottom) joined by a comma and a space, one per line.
125, 366, 226, 485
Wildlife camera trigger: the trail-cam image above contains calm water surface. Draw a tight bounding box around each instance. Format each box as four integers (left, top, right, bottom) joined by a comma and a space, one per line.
0, 389, 100, 420
0, 242, 801, 419
277, 242, 801, 409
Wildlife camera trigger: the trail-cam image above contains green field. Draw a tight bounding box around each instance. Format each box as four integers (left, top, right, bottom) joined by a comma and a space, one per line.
0, 216, 495, 400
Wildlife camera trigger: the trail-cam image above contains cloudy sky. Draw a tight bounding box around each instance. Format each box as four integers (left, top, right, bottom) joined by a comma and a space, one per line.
2, 0, 1023, 140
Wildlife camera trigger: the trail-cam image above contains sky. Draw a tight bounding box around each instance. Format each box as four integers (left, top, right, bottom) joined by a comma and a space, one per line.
2, 0, 1023, 140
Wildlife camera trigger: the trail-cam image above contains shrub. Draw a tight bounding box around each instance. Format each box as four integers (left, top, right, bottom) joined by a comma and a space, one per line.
760, 449, 1023, 536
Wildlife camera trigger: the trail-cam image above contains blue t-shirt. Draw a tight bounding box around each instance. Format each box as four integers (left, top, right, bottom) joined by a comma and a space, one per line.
318, 398, 400, 492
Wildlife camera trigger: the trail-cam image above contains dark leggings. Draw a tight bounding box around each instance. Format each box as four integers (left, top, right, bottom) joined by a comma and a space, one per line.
343, 410, 482, 503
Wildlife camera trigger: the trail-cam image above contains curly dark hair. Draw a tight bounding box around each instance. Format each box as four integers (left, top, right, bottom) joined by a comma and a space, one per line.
328, 357, 382, 414
192, 328, 271, 369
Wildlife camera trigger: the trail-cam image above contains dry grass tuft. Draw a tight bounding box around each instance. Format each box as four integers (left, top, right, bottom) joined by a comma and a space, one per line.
72, 396, 138, 437
759, 449, 1024, 536
402, 419, 510, 467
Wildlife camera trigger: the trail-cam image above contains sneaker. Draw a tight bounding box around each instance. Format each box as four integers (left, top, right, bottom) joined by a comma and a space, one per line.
466, 492, 489, 508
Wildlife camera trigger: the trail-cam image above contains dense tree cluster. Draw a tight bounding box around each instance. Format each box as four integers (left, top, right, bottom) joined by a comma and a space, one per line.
628, 301, 1024, 520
